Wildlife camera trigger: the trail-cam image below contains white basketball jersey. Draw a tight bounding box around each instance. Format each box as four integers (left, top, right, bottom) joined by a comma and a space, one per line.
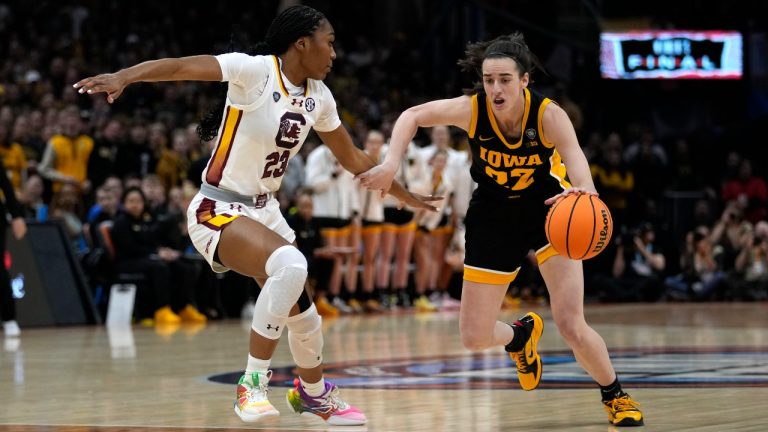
202, 53, 341, 195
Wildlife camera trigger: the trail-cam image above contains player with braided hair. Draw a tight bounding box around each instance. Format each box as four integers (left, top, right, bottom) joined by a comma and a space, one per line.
75, 5, 438, 426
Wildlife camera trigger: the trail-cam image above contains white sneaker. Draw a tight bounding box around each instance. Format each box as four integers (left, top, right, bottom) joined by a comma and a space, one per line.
440, 293, 461, 310
331, 297, 353, 314
428, 292, 443, 308
3, 320, 20, 337
234, 371, 280, 422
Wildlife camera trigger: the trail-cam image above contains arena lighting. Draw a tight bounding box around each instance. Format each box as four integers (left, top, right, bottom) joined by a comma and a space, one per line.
600, 30, 742, 79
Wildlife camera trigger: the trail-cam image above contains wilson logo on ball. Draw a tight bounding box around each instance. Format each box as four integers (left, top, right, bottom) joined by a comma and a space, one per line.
545, 194, 613, 260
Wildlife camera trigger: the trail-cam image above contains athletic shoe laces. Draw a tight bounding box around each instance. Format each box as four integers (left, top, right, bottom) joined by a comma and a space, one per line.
246, 371, 271, 402
607, 395, 640, 412
312, 386, 349, 413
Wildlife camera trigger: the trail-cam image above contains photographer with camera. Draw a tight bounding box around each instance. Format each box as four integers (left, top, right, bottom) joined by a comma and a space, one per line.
594, 222, 666, 302
665, 225, 726, 301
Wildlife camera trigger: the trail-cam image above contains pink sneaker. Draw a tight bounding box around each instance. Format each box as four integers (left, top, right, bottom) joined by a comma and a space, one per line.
286, 379, 367, 425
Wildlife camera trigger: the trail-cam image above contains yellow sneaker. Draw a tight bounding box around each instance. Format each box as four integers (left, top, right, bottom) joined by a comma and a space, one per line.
154, 306, 181, 325
603, 394, 643, 426
347, 299, 364, 313
413, 295, 437, 312
179, 305, 207, 323
315, 297, 339, 318
364, 298, 382, 312
507, 312, 543, 391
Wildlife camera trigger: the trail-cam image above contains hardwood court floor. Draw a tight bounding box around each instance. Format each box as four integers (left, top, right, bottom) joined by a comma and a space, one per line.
2, 302, 767, 431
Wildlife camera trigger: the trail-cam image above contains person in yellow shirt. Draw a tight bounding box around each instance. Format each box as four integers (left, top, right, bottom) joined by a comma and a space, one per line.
37, 106, 93, 193
0, 123, 28, 192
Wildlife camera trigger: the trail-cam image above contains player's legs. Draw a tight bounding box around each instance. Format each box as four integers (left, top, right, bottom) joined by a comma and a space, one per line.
538, 255, 615, 384
376, 225, 396, 308
376, 225, 395, 289
340, 223, 361, 311
361, 225, 381, 310
321, 228, 344, 301
458, 280, 512, 350
393, 224, 416, 305
459, 276, 543, 391
413, 230, 433, 295
539, 254, 642, 426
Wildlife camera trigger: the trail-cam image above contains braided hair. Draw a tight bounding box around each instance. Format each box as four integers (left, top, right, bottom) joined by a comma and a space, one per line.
457, 32, 547, 95
197, 5, 327, 142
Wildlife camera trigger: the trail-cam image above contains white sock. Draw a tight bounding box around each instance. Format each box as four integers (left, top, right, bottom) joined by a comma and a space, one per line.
300, 377, 326, 397
245, 354, 271, 381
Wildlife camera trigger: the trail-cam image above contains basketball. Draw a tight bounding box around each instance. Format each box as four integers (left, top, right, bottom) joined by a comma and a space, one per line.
545, 194, 613, 260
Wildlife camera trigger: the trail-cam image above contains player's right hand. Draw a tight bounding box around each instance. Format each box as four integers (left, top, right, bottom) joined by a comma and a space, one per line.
73, 72, 127, 104
399, 191, 442, 212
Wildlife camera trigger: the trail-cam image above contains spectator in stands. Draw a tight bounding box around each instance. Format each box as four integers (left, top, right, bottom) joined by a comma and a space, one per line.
115, 123, 154, 178
0, 122, 28, 192
286, 189, 354, 317
667, 137, 700, 191
110, 187, 205, 324
304, 143, 360, 314
596, 223, 666, 302
732, 221, 768, 300
17, 173, 48, 221
665, 226, 726, 301
709, 201, 754, 271
48, 183, 86, 254
37, 106, 94, 195
88, 118, 125, 192
721, 159, 768, 224
12, 113, 45, 168
156, 128, 192, 192
411, 149, 452, 311
86, 184, 120, 242
590, 132, 634, 231
624, 129, 667, 205
141, 174, 168, 218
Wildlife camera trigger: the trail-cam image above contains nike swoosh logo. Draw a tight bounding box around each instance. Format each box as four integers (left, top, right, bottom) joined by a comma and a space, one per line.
478, 135, 494, 141
526, 345, 536, 365
527, 357, 539, 377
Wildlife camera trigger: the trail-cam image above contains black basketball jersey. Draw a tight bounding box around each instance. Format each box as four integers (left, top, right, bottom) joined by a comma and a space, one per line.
467, 88, 571, 200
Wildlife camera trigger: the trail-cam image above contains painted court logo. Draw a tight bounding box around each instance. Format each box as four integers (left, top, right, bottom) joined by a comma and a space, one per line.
207, 347, 768, 390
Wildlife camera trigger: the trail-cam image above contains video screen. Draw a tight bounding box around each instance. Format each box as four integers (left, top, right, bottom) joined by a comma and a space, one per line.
600, 31, 742, 79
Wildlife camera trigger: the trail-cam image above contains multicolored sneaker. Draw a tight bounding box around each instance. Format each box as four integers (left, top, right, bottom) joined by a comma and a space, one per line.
286, 379, 367, 425
603, 393, 643, 426
507, 312, 544, 391
234, 371, 280, 422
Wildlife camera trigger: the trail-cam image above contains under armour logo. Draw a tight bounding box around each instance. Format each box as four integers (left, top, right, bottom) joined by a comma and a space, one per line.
229, 203, 243, 212
291, 98, 303, 108
266, 324, 280, 332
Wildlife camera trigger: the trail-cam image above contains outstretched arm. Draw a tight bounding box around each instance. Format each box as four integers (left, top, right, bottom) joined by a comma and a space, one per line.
356, 95, 473, 194
73, 55, 222, 103
316, 126, 440, 212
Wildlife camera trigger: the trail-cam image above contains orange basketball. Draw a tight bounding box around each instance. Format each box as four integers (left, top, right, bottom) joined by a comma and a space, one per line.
545, 194, 613, 260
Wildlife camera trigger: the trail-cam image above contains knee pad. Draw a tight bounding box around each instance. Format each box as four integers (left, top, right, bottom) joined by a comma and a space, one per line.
287, 304, 324, 369
251, 246, 308, 339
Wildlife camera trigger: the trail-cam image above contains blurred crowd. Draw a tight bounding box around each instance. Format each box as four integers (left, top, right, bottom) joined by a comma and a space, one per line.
1, 2, 766, 326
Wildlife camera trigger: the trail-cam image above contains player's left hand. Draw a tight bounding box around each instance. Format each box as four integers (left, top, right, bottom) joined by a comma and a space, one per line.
544, 187, 597, 206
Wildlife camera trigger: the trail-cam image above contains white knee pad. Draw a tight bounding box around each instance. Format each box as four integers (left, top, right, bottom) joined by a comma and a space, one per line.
287, 304, 324, 369
251, 246, 308, 340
